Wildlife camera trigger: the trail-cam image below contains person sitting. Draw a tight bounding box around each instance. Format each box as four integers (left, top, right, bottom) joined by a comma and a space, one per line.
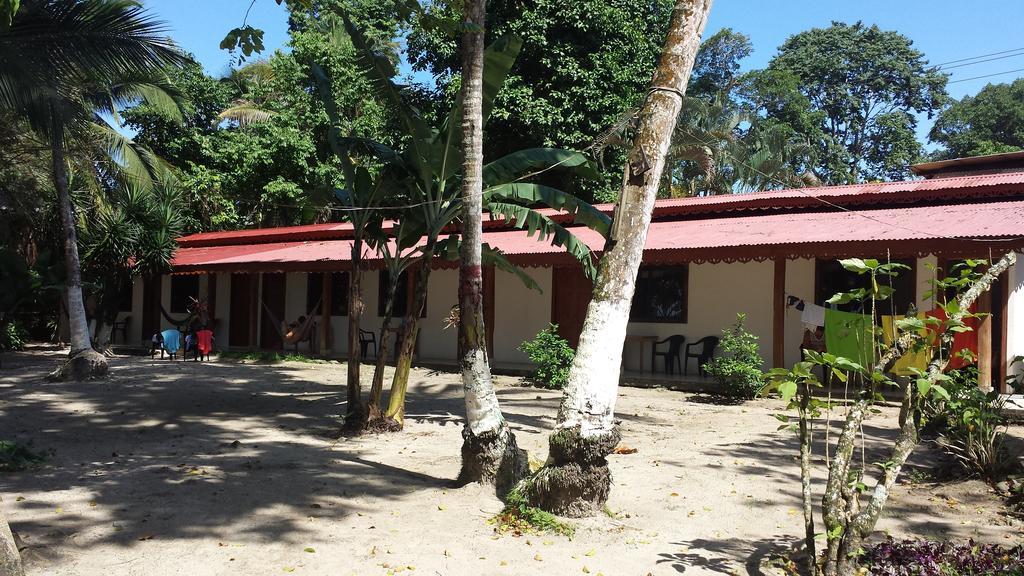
801, 325, 826, 358
149, 332, 164, 358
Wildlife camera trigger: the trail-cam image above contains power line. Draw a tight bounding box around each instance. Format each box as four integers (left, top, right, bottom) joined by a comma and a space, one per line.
932, 46, 1024, 67
948, 67, 1024, 84
938, 50, 1024, 71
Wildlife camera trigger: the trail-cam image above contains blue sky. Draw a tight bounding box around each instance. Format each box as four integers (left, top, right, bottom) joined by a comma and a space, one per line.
147, 0, 1024, 141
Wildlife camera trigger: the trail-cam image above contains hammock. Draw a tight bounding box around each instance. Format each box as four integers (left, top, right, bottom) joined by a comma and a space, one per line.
260, 298, 321, 347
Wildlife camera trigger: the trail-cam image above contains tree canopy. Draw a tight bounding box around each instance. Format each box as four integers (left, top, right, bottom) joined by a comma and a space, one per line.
929, 78, 1024, 159
739, 21, 948, 184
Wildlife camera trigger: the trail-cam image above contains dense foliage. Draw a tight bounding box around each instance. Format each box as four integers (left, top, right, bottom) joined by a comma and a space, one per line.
929, 78, 1024, 159
739, 21, 948, 184
519, 324, 575, 390
703, 313, 764, 399
863, 538, 1024, 576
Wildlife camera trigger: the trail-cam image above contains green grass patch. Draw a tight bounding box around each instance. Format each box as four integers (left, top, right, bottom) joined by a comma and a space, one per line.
0, 440, 49, 472
489, 486, 574, 538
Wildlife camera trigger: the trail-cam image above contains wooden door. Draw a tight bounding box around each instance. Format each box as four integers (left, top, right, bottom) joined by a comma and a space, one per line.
141, 275, 162, 343
260, 273, 286, 350
229, 274, 253, 347
551, 266, 592, 348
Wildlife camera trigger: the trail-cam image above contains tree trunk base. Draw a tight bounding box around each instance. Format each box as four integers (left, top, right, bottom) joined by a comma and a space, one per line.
46, 349, 108, 381
524, 426, 621, 517
362, 415, 403, 434
457, 424, 529, 496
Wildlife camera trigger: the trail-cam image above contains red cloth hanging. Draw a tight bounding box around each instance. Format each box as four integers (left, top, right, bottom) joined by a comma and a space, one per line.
926, 305, 979, 370
196, 329, 214, 355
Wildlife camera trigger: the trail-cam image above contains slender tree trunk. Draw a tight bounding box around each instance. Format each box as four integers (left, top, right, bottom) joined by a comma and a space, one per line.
820, 252, 1016, 576
383, 258, 431, 428
798, 384, 817, 575
50, 124, 107, 380
0, 497, 24, 576
368, 273, 399, 421
455, 0, 528, 494
344, 241, 366, 429
524, 0, 713, 517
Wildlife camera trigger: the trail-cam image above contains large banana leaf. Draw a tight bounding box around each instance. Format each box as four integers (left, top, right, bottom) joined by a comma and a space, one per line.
435, 235, 540, 292
436, 34, 523, 186
483, 147, 601, 186
484, 182, 611, 238
485, 200, 600, 280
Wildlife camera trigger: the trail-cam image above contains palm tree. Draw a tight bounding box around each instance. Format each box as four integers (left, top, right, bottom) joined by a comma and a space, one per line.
0, 0, 188, 378
80, 174, 183, 352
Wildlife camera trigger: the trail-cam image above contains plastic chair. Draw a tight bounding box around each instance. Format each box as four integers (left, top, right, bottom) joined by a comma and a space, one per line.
160, 329, 181, 360
195, 329, 214, 361
359, 329, 377, 358
684, 336, 719, 376
651, 335, 686, 375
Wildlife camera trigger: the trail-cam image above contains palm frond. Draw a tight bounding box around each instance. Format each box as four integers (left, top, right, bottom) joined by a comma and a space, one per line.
485, 200, 599, 280
217, 100, 273, 126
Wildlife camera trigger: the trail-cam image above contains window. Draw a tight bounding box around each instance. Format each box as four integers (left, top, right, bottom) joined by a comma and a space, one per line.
378, 270, 426, 318
815, 259, 915, 314
169, 275, 199, 314
630, 265, 688, 323
116, 281, 133, 312
306, 272, 348, 316
379, 270, 408, 317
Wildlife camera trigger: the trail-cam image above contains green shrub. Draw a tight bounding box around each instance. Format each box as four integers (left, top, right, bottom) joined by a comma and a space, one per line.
490, 483, 575, 538
925, 366, 1013, 480
518, 324, 574, 390
0, 321, 27, 351
0, 440, 49, 472
703, 313, 765, 399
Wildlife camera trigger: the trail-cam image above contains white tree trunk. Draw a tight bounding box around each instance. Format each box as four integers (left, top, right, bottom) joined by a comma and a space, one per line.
527, 0, 713, 517
456, 0, 527, 492
0, 497, 24, 576
52, 128, 93, 356
559, 0, 712, 435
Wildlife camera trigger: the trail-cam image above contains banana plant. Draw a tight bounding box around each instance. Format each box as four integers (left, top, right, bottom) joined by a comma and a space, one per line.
325, 19, 610, 428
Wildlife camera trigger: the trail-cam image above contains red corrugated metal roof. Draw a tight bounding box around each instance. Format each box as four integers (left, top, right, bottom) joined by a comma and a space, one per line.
174, 172, 1024, 249
171, 200, 1024, 272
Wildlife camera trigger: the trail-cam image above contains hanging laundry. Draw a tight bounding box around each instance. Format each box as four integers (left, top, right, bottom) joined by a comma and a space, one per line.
824, 309, 874, 368
800, 303, 826, 328
927, 305, 980, 370
881, 314, 931, 376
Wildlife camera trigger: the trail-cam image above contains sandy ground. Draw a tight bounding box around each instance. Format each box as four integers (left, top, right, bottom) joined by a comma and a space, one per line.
0, 347, 1021, 576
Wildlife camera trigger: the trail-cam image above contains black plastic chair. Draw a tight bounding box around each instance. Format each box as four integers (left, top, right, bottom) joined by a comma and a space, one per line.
684, 336, 719, 376
359, 329, 377, 358
651, 335, 686, 375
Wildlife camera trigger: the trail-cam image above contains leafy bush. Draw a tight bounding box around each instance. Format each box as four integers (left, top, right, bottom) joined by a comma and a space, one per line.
0, 440, 49, 472
490, 484, 575, 538
922, 366, 1013, 480
703, 314, 764, 399
519, 324, 574, 390
863, 537, 1024, 575
0, 321, 27, 351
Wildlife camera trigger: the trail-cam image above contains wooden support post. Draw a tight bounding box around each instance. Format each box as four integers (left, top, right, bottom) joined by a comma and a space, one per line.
320, 272, 332, 357
773, 257, 786, 369
249, 273, 259, 351
977, 289, 993, 392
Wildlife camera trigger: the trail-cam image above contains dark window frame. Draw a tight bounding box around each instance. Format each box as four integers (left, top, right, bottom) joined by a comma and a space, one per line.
169, 275, 199, 314
814, 258, 917, 315
629, 265, 689, 323
307, 272, 348, 317
378, 270, 425, 318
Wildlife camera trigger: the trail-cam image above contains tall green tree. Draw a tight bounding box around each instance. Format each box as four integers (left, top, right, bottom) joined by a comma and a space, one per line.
929, 78, 1024, 159
407, 0, 676, 202
0, 0, 188, 381
740, 21, 948, 183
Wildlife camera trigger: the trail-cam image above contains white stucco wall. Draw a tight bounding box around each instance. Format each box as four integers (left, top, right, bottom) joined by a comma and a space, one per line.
621, 260, 775, 373
783, 258, 815, 368
1008, 260, 1024, 383
493, 267, 553, 366
418, 268, 459, 362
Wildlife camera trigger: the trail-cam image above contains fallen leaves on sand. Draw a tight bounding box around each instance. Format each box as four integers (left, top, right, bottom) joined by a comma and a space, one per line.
613, 446, 638, 455
303, 547, 315, 553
